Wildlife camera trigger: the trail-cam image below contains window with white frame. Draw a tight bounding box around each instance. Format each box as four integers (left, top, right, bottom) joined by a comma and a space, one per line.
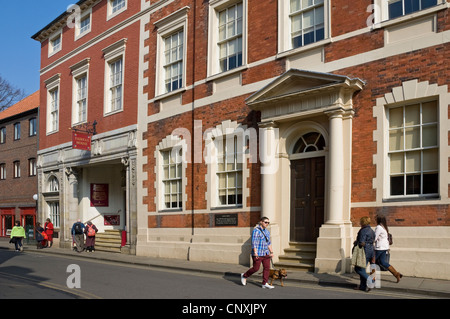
71, 58, 90, 125
48, 202, 60, 228
49, 33, 62, 56
80, 15, 91, 34
278, 0, 328, 53
154, 7, 188, 97
49, 88, 59, 133
29, 118, 37, 137
13, 123, 20, 140
388, 100, 438, 197
45, 74, 60, 134
164, 30, 184, 93
161, 148, 183, 209
0, 163, 5, 180
103, 39, 126, 115
387, 0, 437, 19
0, 127, 5, 144
112, 0, 126, 13
75, 10, 92, 40
290, 0, 325, 49
28, 158, 37, 177
218, 2, 243, 72
14, 161, 20, 178
109, 58, 123, 112
76, 76, 88, 123
208, 0, 247, 77
108, 0, 127, 20
217, 135, 243, 206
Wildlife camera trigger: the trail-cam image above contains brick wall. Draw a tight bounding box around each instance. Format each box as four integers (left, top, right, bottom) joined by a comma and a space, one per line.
0, 111, 38, 209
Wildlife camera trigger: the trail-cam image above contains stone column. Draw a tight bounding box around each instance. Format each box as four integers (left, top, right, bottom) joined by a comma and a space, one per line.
326, 109, 345, 225
65, 167, 80, 243
259, 121, 280, 262
259, 121, 278, 222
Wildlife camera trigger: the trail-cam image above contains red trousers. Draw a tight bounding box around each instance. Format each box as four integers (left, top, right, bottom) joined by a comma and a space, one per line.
243, 255, 271, 285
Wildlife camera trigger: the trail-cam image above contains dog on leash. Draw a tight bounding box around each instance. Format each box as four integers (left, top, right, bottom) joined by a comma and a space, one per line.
268, 269, 288, 287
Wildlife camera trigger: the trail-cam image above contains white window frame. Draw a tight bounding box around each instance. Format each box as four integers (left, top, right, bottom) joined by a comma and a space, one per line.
29, 158, 37, 177
14, 161, 20, 179
205, 121, 250, 209
207, 0, 248, 78
75, 8, 92, 40
387, 101, 439, 198
48, 202, 60, 228
373, 0, 446, 25
70, 58, 90, 126
373, 79, 450, 204
14, 123, 20, 140
29, 118, 37, 137
102, 39, 127, 116
107, 0, 127, 21
155, 135, 188, 212
154, 7, 189, 98
45, 74, 61, 135
0, 127, 5, 144
278, 0, 330, 55
0, 163, 5, 180
48, 30, 62, 57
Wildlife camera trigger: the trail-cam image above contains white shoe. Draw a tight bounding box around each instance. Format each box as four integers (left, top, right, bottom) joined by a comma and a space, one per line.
241, 274, 246, 286
262, 283, 274, 289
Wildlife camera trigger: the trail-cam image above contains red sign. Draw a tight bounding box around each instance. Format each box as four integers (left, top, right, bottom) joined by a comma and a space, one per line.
90, 184, 109, 207
72, 131, 92, 151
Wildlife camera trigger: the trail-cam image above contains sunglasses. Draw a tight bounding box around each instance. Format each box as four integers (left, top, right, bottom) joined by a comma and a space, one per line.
262, 221, 270, 224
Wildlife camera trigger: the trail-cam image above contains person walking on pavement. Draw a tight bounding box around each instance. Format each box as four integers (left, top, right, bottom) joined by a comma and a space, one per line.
241, 217, 275, 289
71, 219, 85, 252
35, 222, 46, 249
353, 216, 375, 292
375, 215, 403, 283
84, 221, 98, 252
44, 218, 54, 248
10, 221, 25, 252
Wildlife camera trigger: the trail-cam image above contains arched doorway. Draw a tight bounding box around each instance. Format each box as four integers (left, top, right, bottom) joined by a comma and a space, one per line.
290, 132, 326, 242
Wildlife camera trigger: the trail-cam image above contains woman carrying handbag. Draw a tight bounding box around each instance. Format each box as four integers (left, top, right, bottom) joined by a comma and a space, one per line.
374, 215, 403, 283
353, 216, 375, 292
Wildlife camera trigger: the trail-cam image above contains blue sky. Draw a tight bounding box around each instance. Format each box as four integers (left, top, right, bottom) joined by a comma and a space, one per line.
0, 1, 76, 96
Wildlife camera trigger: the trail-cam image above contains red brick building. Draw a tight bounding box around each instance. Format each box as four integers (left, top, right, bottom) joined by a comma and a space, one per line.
32, 0, 450, 279
138, 0, 450, 279
32, 0, 142, 252
0, 91, 39, 237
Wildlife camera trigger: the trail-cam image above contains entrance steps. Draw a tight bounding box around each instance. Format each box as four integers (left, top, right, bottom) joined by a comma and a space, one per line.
274, 242, 316, 272
95, 230, 122, 253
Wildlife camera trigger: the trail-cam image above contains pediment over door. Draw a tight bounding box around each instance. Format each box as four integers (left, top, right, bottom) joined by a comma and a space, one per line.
246, 69, 365, 121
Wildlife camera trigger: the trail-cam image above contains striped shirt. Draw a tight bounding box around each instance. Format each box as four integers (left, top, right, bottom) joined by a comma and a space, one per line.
251, 227, 271, 256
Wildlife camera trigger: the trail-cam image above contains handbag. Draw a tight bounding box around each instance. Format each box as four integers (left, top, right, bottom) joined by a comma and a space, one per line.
388, 233, 393, 245
352, 245, 367, 268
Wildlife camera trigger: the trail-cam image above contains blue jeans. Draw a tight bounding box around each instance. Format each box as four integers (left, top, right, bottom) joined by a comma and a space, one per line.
375, 250, 390, 270
354, 256, 372, 291
13, 237, 23, 250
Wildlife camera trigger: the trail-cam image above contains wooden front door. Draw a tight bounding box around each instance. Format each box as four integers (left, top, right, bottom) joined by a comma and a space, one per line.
290, 157, 325, 242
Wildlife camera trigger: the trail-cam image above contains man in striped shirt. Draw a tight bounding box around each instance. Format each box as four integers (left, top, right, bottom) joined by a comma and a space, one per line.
241, 217, 275, 289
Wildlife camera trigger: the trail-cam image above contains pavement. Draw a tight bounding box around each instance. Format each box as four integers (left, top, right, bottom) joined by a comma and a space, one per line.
1, 238, 449, 298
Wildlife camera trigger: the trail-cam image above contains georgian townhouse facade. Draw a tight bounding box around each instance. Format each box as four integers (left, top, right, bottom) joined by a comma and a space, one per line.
0, 91, 39, 237
32, 0, 143, 252
138, 0, 450, 280
33, 0, 449, 279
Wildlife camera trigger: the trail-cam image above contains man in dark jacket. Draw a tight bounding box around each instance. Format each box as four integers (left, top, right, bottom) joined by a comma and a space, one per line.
71, 219, 85, 252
